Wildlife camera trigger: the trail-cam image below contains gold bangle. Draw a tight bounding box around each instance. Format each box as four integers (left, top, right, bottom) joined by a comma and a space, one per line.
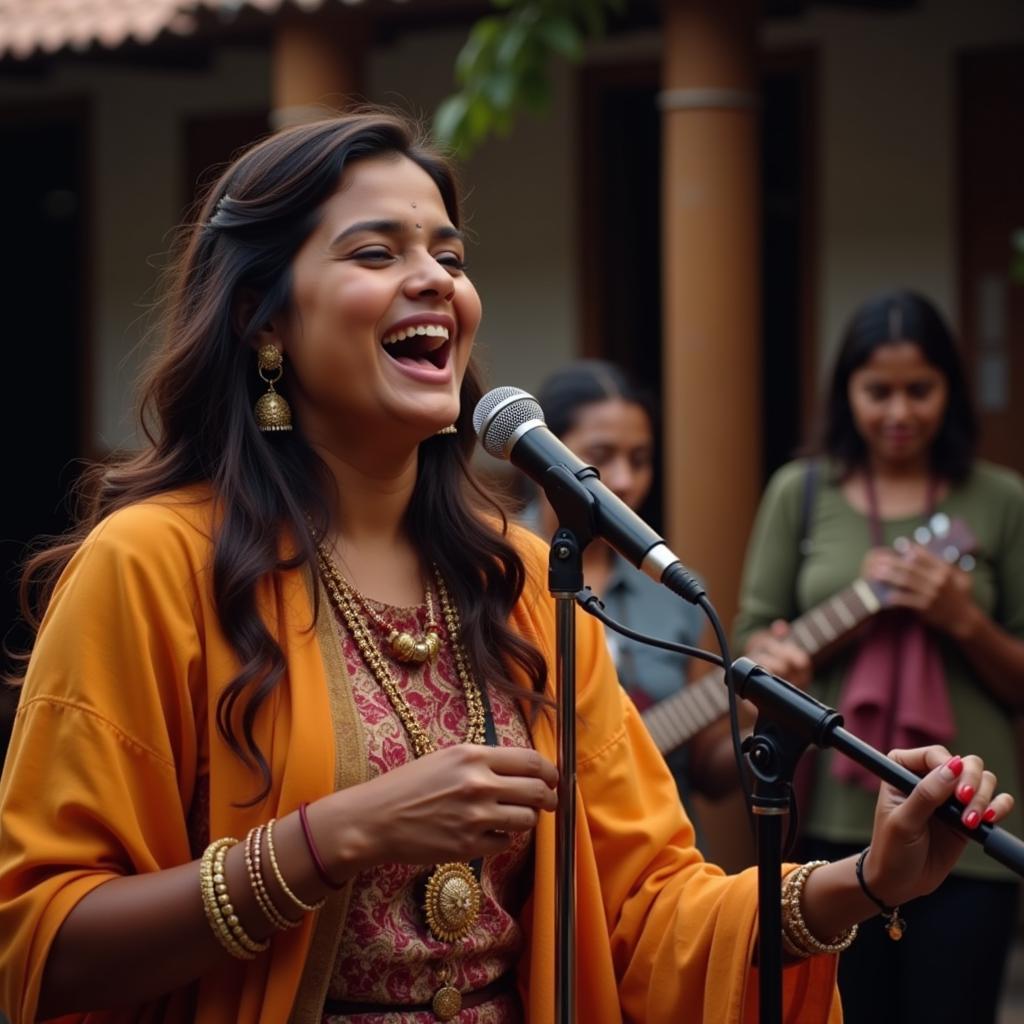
200, 837, 265, 959
212, 839, 270, 955
265, 818, 325, 914
245, 825, 300, 931
781, 861, 858, 957
781, 924, 811, 960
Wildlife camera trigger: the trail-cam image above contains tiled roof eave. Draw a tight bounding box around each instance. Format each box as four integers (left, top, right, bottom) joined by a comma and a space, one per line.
0, 0, 339, 62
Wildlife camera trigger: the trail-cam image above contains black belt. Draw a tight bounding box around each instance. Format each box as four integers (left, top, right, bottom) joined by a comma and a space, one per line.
323, 973, 514, 1015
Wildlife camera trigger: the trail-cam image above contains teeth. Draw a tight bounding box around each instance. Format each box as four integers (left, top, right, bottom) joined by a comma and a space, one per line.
382, 323, 450, 346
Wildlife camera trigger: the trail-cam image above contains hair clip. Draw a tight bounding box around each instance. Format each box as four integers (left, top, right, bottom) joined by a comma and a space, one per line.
206, 193, 233, 229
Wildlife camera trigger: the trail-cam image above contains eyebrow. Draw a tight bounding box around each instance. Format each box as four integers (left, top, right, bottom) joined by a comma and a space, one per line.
328, 219, 463, 248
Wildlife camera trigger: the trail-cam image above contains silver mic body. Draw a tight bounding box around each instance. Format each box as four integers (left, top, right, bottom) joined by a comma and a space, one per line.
473, 387, 695, 595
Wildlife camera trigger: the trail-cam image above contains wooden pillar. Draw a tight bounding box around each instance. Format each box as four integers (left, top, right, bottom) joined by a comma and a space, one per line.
661, 0, 760, 635
271, 10, 368, 127
660, 0, 760, 873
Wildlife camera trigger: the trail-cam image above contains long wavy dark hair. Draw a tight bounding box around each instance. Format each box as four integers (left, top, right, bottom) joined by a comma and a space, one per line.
14, 111, 547, 802
812, 289, 977, 481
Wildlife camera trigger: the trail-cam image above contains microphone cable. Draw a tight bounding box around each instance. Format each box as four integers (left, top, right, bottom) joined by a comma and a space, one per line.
575, 588, 754, 828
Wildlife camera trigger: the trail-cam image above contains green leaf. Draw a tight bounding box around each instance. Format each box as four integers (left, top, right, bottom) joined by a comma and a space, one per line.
484, 68, 519, 109
433, 94, 471, 147
454, 17, 502, 83
518, 66, 551, 110
467, 94, 495, 139
537, 13, 583, 59
495, 19, 530, 67
436, 0, 619, 156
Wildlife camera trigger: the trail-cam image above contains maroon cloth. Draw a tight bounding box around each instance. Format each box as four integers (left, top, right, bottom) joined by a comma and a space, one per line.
831, 610, 956, 792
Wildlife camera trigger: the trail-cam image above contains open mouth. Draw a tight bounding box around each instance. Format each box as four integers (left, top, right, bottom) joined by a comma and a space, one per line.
382, 324, 451, 371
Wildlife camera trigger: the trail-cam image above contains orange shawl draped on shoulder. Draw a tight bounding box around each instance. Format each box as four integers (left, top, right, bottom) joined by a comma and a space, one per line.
0, 491, 840, 1023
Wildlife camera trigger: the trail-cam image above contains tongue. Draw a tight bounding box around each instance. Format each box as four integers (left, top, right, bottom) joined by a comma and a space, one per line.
393, 353, 436, 368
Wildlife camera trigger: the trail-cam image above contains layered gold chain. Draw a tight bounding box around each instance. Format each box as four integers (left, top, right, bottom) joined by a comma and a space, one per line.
316, 544, 486, 759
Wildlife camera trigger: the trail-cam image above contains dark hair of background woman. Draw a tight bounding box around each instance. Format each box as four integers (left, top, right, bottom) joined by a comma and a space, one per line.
12, 111, 547, 802
537, 359, 658, 440
813, 289, 978, 481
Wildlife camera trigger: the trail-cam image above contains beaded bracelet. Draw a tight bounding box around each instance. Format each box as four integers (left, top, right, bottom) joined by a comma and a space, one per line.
855, 846, 906, 941
245, 825, 300, 931
265, 818, 326, 914
298, 801, 346, 890
199, 837, 269, 959
780, 861, 858, 958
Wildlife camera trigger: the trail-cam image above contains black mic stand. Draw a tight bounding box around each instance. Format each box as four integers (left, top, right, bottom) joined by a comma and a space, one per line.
542, 465, 600, 1024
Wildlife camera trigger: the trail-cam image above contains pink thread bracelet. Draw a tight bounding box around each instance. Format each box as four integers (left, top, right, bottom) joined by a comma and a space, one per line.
298, 801, 345, 890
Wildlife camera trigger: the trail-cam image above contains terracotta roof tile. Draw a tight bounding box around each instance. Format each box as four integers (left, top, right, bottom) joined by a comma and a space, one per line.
0, 0, 336, 60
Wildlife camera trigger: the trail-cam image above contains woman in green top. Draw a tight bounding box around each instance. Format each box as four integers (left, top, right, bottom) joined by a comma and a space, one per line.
735, 290, 1024, 1024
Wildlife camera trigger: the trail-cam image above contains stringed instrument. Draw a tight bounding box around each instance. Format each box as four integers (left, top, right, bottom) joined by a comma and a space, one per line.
639, 513, 977, 756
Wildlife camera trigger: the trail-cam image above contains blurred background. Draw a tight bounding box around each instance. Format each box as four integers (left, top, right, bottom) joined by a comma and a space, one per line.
1, 0, 1022, 1004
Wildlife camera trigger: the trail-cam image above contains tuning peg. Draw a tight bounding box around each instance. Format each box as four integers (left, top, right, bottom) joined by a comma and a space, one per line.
942, 545, 960, 563
958, 553, 976, 572
894, 536, 912, 555
913, 526, 932, 544
929, 512, 951, 536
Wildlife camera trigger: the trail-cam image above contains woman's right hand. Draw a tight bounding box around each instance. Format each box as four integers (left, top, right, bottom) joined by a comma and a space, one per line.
745, 619, 812, 688
310, 744, 558, 881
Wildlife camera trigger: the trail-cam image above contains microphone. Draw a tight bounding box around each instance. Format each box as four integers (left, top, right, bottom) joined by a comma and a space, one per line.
473, 386, 705, 604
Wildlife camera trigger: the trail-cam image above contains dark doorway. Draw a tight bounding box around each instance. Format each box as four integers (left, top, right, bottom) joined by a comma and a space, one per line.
578, 52, 817, 493
1, 105, 89, 763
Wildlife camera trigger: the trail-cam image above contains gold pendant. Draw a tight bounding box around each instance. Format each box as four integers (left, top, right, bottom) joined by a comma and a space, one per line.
432, 983, 462, 1020
424, 862, 482, 942
886, 912, 906, 941
388, 628, 442, 664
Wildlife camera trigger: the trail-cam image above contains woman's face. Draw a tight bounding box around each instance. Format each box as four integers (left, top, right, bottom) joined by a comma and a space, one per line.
278, 154, 481, 447
847, 341, 949, 468
561, 398, 655, 511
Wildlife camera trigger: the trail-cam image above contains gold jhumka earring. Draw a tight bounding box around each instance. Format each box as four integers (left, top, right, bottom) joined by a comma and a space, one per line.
434, 424, 458, 436
254, 344, 292, 432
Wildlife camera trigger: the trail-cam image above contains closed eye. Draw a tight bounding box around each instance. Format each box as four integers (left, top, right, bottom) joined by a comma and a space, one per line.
435, 252, 467, 272
350, 246, 394, 263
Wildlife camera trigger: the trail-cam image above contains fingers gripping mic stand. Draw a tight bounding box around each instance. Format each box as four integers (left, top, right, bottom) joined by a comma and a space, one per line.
543, 465, 602, 1024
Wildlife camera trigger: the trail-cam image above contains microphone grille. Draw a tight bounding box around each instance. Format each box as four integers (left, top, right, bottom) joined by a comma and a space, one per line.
472, 386, 544, 459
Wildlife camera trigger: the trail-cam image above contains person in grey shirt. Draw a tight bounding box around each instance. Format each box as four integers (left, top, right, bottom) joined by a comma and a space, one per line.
521, 360, 743, 807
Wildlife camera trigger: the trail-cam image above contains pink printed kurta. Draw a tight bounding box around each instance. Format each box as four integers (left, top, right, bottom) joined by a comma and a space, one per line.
323, 597, 533, 1023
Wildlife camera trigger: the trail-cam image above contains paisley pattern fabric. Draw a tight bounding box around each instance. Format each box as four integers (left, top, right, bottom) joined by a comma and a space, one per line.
322, 595, 534, 1023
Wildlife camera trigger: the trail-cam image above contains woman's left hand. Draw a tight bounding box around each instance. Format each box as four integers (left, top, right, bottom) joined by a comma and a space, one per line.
864, 544, 976, 636
863, 746, 1015, 907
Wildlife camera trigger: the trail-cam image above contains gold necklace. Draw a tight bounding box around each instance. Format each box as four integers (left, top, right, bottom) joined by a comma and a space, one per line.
333, 566, 442, 665
317, 544, 487, 1020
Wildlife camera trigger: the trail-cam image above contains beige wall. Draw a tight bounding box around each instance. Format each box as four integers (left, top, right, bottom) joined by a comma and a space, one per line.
764, 0, 1024, 374
0, 47, 271, 449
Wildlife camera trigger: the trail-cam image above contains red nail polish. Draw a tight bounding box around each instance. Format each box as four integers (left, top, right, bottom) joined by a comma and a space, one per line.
964, 810, 980, 829
958, 784, 975, 803
947, 755, 964, 778
983, 808, 997, 823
